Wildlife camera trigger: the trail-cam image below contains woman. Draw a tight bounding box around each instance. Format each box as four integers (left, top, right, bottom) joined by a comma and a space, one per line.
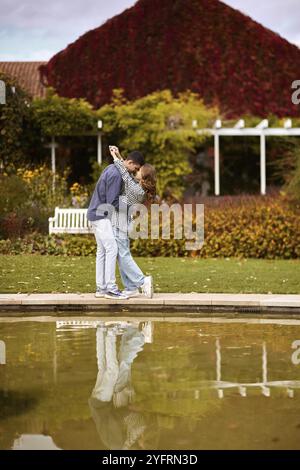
109, 146, 156, 298
109, 146, 156, 206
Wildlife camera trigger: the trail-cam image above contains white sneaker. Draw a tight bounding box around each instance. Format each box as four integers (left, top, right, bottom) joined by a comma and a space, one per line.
122, 289, 140, 298
95, 288, 107, 298
141, 276, 153, 299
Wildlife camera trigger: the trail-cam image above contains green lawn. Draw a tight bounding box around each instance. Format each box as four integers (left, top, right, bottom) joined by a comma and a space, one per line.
0, 255, 299, 294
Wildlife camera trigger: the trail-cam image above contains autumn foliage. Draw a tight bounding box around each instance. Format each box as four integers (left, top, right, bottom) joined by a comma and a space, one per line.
1, 195, 299, 259
40, 0, 300, 117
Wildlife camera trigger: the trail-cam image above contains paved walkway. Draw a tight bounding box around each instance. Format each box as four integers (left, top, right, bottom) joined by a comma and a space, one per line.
0, 293, 300, 315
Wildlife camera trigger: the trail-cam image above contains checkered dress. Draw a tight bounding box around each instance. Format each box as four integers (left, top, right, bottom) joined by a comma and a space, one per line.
111, 158, 145, 232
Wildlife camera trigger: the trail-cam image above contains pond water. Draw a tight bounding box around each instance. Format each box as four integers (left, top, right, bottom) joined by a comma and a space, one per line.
1, 317, 300, 450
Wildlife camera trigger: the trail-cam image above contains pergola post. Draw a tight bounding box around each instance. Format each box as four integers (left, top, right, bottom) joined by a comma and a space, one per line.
97, 133, 102, 165
0, 340, 5, 365
97, 120, 103, 165
261, 342, 270, 397
51, 136, 56, 192
214, 133, 220, 196
260, 133, 266, 195
215, 338, 223, 398
52, 325, 57, 384
0, 80, 6, 104
44, 137, 58, 192
214, 120, 222, 196
256, 120, 268, 196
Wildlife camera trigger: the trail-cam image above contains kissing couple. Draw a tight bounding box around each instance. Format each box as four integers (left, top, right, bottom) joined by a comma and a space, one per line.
87, 146, 157, 300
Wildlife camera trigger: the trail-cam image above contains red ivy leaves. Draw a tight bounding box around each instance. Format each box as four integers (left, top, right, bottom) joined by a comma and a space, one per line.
39, 0, 300, 117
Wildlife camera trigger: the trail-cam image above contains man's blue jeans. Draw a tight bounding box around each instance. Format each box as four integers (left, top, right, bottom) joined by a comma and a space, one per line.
114, 230, 145, 291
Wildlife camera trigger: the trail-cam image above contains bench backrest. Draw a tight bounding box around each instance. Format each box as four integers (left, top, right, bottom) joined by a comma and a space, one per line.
49, 207, 92, 234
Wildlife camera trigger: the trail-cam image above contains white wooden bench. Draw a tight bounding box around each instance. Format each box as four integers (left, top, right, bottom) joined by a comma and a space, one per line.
49, 207, 92, 234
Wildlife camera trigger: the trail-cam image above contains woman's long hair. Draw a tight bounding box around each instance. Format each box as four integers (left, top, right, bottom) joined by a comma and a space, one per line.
140, 164, 157, 204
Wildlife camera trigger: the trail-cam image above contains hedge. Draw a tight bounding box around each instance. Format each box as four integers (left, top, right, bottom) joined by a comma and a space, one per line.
1, 197, 299, 259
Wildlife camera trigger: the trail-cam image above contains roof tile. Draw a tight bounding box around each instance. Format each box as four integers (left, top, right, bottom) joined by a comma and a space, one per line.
0, 61, 47, 98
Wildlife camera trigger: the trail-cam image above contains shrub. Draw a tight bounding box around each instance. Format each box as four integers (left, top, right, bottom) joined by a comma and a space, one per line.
284, 149, 300, 202
0, 175, 30, 238
0, 72, 44, 168
0, 174, 29, 215
272, 144, 300, 203
31, 87, 101, 137
1, 196, 299, 259
16, 165, 69, 209
0, 165, 71, 237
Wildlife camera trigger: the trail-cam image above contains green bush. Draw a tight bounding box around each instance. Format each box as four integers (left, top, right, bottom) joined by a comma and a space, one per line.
272, 142, 300, 202
285, 148, 300, 201
32, 87, 101, 137
0, 175, 29, 214
1, 196, 299, 259
0, 72, 44, 168
97, 89, 218, 198
0, 175, 30, 238
0, 166, 70, 238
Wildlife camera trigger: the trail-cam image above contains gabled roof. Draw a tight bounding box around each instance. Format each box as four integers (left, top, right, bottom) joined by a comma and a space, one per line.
0, 61, 47, 98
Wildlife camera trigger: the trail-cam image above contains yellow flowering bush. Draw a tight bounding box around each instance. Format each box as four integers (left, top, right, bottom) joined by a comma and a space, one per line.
70, 182, 89, 208
16, 165, 69, 208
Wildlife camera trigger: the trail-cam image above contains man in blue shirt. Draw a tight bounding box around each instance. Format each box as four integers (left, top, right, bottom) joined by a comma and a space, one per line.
87, 151, 145, 300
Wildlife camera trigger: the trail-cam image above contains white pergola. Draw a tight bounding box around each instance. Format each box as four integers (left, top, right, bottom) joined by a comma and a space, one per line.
195, 118, 300, 196
44, 120, 103, 191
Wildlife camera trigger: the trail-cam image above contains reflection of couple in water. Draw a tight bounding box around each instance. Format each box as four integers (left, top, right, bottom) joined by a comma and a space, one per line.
89, 321, 154, 450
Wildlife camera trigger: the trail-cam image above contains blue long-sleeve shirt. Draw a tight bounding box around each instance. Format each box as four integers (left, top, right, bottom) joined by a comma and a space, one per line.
87, 164, 123, 221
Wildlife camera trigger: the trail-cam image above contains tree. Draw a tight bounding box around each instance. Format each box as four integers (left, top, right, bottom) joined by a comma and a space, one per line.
98, 89, 218, 198
32, 87, 101, 136
0, 72, 35, 168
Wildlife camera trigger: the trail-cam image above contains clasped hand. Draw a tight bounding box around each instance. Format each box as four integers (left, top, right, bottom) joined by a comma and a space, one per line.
109, 145, 121, 160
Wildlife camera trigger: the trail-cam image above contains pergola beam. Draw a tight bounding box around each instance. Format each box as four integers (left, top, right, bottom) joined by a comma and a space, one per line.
198, 128, 300, 136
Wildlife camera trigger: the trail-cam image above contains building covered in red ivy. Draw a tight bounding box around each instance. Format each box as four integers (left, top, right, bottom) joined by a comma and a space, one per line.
39, 0, 300, 118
